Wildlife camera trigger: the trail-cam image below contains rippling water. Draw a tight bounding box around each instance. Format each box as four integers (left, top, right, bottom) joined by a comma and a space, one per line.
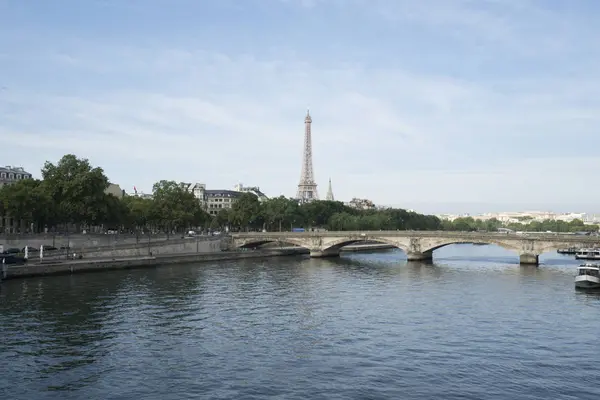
1, 245, 600, 399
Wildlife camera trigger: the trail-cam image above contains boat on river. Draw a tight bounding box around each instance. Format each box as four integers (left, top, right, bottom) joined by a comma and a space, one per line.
575, 248, 600, 260
575, 264, 600, 290
557, 247, 579, 255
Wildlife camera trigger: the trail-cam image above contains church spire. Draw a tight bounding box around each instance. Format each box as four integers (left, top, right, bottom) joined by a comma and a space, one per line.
325, 177, 334, 201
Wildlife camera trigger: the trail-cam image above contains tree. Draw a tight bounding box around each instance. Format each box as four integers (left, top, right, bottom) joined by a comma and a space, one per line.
213, 209, 230, 230
0, 178, 53, 232
0, 153, 478, 234
41, 154, 109, 230
151, 180, 208, 234
229, 193, 262, 231
101, 194, 129, 230
262, 196, 292, 231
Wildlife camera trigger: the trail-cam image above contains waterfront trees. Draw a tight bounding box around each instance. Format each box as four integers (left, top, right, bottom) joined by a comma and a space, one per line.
247, 197, 444, 232
41, 154, 110, 229
0, 178, 53, 232
2, 153, 596, 234
229, 192, 263, 231
0, 155, 205, 234
143, 180, 211, 235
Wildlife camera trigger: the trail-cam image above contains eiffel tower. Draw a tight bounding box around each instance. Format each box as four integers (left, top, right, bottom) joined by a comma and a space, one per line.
296, 109, 319, 203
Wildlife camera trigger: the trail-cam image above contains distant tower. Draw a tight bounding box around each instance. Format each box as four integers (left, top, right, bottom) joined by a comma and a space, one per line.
325, 178, 334, 201
296, 109, 319, 202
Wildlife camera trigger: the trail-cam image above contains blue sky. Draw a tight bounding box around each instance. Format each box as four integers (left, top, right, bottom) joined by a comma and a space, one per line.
1, 0, 600, 214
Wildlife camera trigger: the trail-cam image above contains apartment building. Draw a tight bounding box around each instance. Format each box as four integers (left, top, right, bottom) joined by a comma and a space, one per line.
205, 190, 242, 216
233, 183, 268, 202
0, 165, 32, 188
0, 166, 33, 233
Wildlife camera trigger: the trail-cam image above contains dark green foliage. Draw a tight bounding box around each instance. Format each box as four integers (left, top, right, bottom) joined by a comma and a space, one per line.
0, 155, 211, 233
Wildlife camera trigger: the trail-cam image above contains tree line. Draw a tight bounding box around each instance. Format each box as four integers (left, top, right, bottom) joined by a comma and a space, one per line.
444, 216, 597, 233
0, 155, 210, 234
1, 154, 596, 234
0, 154, 444, 234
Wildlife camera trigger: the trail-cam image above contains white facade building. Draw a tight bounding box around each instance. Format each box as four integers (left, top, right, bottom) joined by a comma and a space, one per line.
233, 183, 268, 201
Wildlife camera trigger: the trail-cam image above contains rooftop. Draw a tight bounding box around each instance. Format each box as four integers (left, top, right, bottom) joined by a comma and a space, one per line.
205, 189, 242, 197
0, 165, 31, 174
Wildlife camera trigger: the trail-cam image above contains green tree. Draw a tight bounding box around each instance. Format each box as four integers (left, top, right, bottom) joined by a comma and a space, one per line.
41, 154, 109, 230
213, 209, 230, 230
0, 178, 53, 232
230, 192, 262, 231
151, 180, 207, 234
121, 195, 153, 232
262, 196, 291, 231
101, 194, 129, 231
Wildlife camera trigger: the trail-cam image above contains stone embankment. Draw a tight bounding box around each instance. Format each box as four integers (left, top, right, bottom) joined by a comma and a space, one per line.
0, 233, 175, 250
0, 242, 394, 281
4, 236, 225, 261
1, 248, 307, 280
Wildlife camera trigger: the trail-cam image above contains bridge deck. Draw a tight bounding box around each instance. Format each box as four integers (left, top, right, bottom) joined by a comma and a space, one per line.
231, 231, 600, 243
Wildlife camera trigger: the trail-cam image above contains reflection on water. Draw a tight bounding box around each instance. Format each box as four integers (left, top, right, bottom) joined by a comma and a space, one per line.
1, 244, 599, 400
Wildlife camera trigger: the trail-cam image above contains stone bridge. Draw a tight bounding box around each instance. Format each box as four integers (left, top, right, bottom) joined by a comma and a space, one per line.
230, 231, 600, 265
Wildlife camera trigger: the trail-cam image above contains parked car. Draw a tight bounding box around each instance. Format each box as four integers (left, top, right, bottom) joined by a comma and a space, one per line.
0, 254, 27, 264
21, 246, 39, 252
2, 248, 21, 254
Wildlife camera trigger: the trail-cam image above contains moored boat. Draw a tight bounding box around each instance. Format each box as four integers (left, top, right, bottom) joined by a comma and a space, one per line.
575, 264, 600, 289
557, 247, 579, 255
575, 248, 600, 260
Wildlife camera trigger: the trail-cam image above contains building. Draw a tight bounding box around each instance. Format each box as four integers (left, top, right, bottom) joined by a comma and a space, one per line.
205, 189, 242, 216
325, 178, 334, 201
233, 183, 268, 201
0, 166, 33, 188
437, 211, 595, 225
346, 198, 375, 210
296, 109, 319, 203
105, 183, 125, 198
180, 182, 206, 206
0, 166, 33, 233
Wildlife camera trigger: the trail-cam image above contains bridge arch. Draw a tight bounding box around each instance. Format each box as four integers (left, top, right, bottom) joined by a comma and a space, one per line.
235, 237, 310, 249
420, 239, 522, 254
321, 237, 410, 254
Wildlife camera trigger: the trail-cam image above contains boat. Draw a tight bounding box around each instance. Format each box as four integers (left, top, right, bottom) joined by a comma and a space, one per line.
575, 248, 600, 260
557, 247, 579, 255
575, 264, 600, 289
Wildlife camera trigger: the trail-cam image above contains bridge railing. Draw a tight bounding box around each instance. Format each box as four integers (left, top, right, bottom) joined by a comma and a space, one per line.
230, 230, 599, 241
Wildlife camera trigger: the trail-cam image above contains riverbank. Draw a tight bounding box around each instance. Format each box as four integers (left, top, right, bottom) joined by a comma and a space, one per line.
1, 248, 307, 281
0, 243, 396, 281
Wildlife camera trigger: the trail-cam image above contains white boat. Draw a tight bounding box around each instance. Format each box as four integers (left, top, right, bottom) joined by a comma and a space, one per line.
575, 248, 600, 260
575, 264, 600, 289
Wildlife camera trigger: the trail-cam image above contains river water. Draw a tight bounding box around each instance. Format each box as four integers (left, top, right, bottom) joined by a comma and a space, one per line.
1, 245, 599, 400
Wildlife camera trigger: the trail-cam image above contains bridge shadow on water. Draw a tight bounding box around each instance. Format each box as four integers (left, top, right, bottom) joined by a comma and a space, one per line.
310, 256, 445, 284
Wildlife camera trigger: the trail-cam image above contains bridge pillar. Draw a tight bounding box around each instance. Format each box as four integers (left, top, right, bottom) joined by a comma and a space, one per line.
310, 248, 340, 258
406, 251, 433, 262
519, 253, 539, 266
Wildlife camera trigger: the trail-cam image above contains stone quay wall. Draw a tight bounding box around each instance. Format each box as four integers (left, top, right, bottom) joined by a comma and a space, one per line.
1, 248, 307, 281
0, 233, 174, 250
